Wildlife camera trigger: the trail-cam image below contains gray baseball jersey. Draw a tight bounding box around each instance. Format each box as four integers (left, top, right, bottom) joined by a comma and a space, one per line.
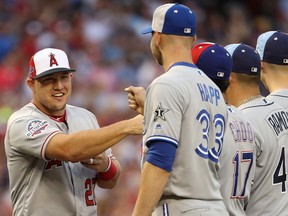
218, 105, 256, 216
238, 97, 288, 216
5, 103, 113, 216
142, 62, 229, 214
266, 89, 288, 108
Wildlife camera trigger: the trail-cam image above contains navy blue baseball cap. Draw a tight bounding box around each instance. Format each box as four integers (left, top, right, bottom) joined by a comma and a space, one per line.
225, 43, 261, 75
192, 42, 233, 81
256, 31, 288, 65
141, 3, 196, 36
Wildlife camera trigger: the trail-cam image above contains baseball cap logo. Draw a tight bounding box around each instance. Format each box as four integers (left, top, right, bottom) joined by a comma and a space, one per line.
217, 72, 225, 77
49, 53, 59, 67
251, 67, 258, 72
184, 28, 191, 33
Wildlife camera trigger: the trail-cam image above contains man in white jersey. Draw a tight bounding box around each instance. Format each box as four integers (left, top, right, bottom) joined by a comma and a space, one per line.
125, 3, 229, 216
192, 42, 256, 216
4, 48, 143, 216
256, 31, 288, 107
225, 42, 288, 215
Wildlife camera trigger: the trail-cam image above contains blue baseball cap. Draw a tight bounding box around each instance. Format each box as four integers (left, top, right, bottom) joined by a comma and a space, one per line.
225, 43, 261, 75
192, 42, 233, 81
256, 31, 288, 65
141, 3, 196, 36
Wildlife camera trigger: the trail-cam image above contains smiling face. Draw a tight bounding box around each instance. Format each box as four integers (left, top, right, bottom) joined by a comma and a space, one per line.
27, 72, 72, 116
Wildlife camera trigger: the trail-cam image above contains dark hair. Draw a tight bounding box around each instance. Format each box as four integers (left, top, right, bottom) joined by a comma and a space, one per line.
210, 78, 230, 93
233, 72, 260, 86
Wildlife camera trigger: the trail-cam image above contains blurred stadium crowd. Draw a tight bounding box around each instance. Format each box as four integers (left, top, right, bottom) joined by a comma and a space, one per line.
0, 0, 287, 215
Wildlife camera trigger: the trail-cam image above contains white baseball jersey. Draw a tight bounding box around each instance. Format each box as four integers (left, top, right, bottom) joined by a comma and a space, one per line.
142, 62, 229, 214
218, 105, 256, 216
238, 97, 288, 216
5, 102, 113, 216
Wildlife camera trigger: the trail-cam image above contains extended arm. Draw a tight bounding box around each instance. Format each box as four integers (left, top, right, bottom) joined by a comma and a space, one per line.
45, 114, 143, 162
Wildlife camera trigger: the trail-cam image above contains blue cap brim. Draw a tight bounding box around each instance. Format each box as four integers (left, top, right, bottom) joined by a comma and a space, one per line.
141, 27, 153, 34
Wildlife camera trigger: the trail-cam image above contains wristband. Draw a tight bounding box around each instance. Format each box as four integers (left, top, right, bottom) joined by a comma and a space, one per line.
101, 156, 112, 172
97, 157, 118, 181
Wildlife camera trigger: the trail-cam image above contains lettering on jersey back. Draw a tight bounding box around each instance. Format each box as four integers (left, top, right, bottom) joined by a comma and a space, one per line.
45, 159, 63, 170
197, 83, 220, 106
267, 110, 288, 136
228, 121, 254, 143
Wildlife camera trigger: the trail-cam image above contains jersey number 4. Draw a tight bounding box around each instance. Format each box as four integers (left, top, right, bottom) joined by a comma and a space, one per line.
273, 146, 287, 193
195, 109, 225, 163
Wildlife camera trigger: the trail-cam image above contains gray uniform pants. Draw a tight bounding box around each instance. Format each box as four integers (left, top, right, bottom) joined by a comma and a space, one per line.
152, 198, 229, 216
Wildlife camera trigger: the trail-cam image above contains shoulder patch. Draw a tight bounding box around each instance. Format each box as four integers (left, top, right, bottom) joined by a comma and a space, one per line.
154, 103, 169, 121
25, 119, 49, 138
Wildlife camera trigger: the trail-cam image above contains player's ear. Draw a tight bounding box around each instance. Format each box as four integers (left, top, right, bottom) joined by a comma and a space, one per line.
192, 35, 197, 45
260, 61, 265, 73
69, 72, 73, 79
26, 78, 34, 89
26, 78, 37, 95
154, 31, 162, 47
229, 72, 235, 83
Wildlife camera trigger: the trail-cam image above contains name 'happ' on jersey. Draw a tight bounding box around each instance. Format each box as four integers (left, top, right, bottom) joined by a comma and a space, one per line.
197, 83, 221, 106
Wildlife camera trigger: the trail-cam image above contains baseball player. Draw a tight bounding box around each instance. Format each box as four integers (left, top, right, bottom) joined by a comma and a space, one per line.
225, 42, 288, 215
256, 31, 288, 107
126, 3, 229, 216
4, 48, 143, 215
192, 42, 257, 216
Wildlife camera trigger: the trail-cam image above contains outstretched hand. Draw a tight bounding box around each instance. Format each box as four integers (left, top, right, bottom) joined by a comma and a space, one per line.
125, 86, 146, 115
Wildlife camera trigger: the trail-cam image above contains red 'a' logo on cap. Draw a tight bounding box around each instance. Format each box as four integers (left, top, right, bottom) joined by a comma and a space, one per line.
49, 53, 59, 67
